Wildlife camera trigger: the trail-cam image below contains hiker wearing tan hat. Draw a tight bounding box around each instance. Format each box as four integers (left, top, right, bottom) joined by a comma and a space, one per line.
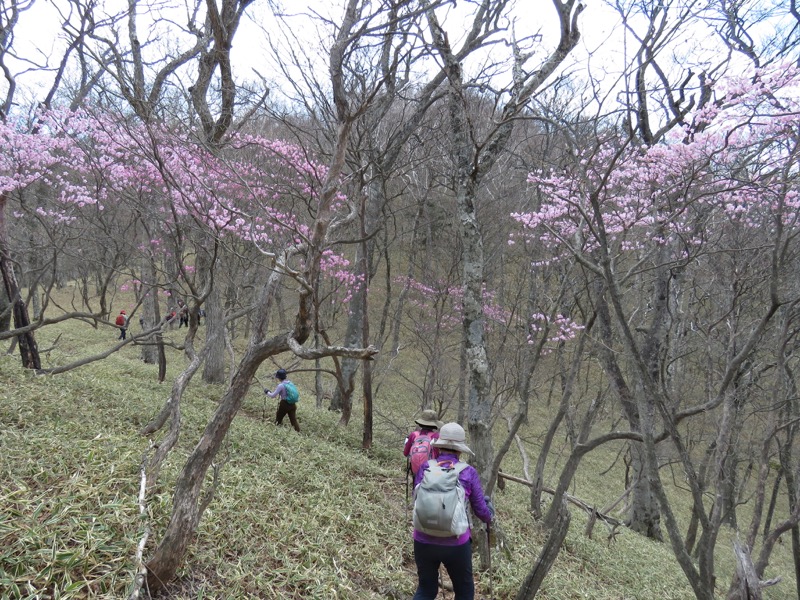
403, 409, 442, 476
410, 422, 494, 599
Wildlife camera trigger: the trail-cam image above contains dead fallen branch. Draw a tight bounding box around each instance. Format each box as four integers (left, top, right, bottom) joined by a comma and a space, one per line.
128, 444, 153, 600
497, 471, 624, 539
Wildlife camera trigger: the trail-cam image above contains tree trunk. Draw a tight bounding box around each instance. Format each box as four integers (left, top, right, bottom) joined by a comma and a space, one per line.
457, 338, 467, 424
761, 469, 782, 540
140, 253, 161, 365
28, 233, 41, 320
202, 275, 225, 384
145, 348, 263, 591
594, 284, 662, 539
0, 192, 41, 370
422, 0, 582, 523
360, 197, 373, 449
389, 192, 425, 356
532, 404, 567, 518
515, 499, 571, 600
777, 424, 800, 599
144, 251, 290, 592
0, 283, 11, 333
329, 175, 382, 414
329, 295, 359, 416
627, 442, 663, 539
728, 542, 765, 600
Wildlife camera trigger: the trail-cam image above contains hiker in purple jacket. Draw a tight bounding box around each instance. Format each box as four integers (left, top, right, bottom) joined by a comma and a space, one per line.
412, 422, 494, 600
264, 368, 300, 432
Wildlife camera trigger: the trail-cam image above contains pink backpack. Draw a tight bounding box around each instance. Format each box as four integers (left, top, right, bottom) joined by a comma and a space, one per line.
409, 433, 433, 476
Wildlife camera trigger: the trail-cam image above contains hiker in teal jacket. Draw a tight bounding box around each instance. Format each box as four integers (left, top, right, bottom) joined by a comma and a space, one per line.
411, 422, 493, 600
265, 369, 300, 432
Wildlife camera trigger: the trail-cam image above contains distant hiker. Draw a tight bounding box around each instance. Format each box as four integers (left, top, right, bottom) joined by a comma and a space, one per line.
411, 422, 494, 600
265, 368, 300, 432
403, 409, 441, 477
178, 301, 189, 328
115, 310, 128, 340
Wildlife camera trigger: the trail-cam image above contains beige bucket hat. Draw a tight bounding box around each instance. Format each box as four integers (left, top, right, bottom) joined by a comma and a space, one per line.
415, 409, 440, 429
431, 422, 474, 455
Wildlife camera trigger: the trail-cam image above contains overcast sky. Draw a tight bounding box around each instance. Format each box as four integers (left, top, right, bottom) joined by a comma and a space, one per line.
4, 0, 786, 118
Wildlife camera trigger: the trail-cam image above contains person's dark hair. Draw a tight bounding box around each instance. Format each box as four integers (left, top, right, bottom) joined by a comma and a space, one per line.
275, 368, 287, 380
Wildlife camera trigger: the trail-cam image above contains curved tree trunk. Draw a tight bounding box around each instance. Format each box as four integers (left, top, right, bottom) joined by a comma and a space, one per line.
144, 1, 365, 582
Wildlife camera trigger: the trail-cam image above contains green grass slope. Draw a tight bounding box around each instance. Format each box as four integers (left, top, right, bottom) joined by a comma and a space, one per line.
0, 319, 795, 599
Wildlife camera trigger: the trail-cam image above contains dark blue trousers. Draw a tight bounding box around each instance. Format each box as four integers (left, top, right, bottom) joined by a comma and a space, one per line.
412, 539, 474, 600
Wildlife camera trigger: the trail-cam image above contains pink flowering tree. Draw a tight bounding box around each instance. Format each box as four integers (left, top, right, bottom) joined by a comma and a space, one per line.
512, 61, 800, 599
0, 90, 377, 581
398, 274, 508, 414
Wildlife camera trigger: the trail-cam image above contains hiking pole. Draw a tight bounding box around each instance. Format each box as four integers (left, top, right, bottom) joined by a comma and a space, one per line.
405, 458, 411, 524
487, 520, 494, 600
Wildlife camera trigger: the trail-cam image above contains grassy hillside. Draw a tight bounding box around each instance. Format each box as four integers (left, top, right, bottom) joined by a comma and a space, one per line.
0, 316, 796, 599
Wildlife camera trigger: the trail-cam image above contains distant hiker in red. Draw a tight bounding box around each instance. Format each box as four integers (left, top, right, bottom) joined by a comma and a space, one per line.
115, 310, 128, 340
403, 410, 441, 476
265, 369, 300, 432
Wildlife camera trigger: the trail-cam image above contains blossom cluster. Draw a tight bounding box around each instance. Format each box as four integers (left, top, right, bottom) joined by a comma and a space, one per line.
511, 63, 800, 260
1, 106, 360, 303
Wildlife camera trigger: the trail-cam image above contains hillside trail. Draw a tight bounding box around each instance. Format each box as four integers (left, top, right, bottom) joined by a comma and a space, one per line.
238, 401, 468, 599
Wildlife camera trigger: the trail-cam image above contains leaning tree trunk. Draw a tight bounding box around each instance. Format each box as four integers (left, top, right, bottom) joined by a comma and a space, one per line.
144, 0, 365, 571
728, 542, 766, 600
515, 499, 571, 600
145, 345, 268, 591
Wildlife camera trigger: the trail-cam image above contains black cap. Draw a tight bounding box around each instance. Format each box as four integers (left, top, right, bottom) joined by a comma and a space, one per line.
275, 369, 287, 380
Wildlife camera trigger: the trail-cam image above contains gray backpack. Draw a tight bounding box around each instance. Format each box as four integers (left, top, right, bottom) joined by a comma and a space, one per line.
412, 459, 470, 537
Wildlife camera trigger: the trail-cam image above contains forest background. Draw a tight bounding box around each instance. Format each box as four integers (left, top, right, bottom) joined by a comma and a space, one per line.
1, 0, 799, 598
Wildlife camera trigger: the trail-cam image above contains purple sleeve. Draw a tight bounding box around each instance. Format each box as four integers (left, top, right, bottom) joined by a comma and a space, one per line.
461, 466, 493, 524
267, 382, 285, 399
